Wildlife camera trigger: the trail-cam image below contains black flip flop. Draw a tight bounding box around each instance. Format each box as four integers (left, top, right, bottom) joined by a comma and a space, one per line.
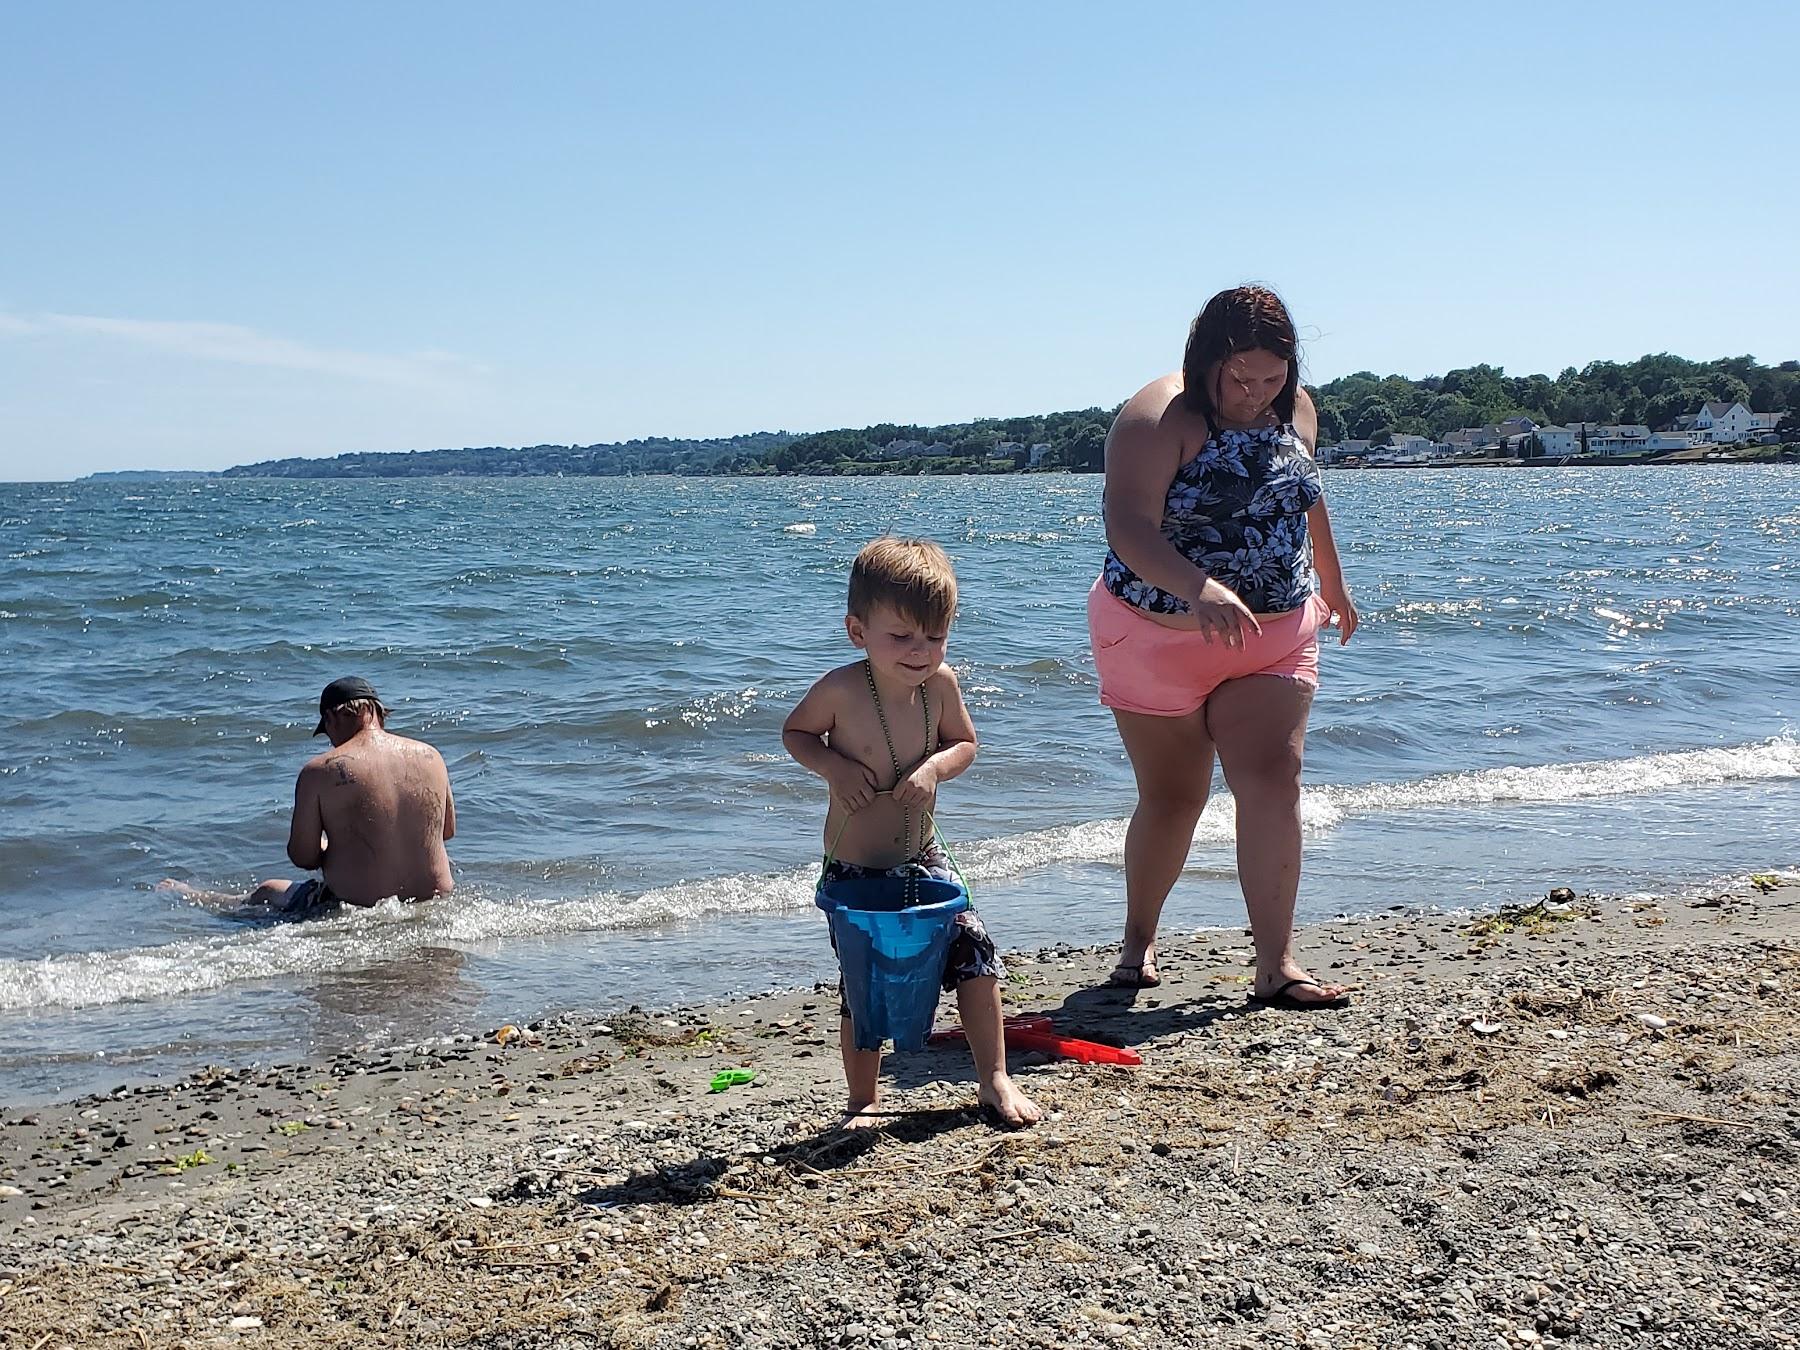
1248, 978, 1350, 1011
1106, 962, 1161, 989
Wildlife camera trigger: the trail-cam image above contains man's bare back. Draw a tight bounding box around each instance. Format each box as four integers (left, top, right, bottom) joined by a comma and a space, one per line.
287, 681, 456, 905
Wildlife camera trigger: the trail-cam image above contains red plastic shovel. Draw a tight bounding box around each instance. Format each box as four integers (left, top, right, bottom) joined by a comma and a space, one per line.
1004, 1026, 1141, 1066
927, 1014, 1051, 1044
927, 1014, 1141, 1066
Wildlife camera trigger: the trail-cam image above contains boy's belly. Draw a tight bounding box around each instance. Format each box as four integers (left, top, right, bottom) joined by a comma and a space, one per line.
823, 793, 939, 870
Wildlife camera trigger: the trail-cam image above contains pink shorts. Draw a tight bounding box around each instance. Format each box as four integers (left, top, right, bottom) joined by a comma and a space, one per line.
1088, 578, 1328, 717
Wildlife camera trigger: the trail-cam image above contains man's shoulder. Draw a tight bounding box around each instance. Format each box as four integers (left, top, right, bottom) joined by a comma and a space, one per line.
298, 746, 342, 775
301, 732, 443, 776
388, 731, 445, 760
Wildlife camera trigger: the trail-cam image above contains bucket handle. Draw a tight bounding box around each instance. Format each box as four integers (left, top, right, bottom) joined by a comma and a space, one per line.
819, 790, 971, 899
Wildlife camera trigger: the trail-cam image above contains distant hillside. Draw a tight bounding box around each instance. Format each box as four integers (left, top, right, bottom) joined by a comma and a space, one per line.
169, 351, 1800, 481
220, 432, 797, 478
703, 407, 1116, 476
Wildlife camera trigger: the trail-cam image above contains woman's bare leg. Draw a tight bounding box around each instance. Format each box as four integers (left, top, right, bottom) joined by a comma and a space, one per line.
1206, 675, 1348, 1004
1110, 708, 1216, 984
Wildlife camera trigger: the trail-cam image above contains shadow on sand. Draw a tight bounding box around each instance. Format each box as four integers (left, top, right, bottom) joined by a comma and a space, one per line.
568, 976, 1248, 1210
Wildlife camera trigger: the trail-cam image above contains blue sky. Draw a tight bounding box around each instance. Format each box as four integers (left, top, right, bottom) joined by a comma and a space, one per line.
2, 2, 1794, 478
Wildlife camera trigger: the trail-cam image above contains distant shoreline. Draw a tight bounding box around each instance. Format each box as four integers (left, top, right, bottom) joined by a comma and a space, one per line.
1326, 446, 1800, 471
65, 448, 1799, 483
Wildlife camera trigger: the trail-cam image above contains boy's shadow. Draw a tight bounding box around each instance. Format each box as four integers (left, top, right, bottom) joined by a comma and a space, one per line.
569, 979, 1245, 1213
570, 1106, 974, 1210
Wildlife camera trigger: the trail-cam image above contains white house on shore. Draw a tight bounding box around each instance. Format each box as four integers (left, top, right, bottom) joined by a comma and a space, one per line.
1534, 425, 1581, 456
1320, 401, 1789, 465
1536, 424, 1688, 456
1589, 424, 1652, 454
1675, 402, 1783, 444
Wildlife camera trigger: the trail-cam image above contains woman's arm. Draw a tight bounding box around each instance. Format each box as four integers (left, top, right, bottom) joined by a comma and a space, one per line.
1103, 379, 1261, 643
1101, 381, 1213, 601
1307, 499, 1358, 645
1293, 386, 1320, 452
1293, 390, 1358, 645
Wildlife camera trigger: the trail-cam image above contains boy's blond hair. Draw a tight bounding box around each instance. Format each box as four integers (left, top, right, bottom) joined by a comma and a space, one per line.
847, 537, 958, 631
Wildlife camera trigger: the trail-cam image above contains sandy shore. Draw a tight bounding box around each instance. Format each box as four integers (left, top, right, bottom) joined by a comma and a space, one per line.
3, 876, 1797, 1349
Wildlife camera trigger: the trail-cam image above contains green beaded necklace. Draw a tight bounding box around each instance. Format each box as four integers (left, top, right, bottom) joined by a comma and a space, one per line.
863, 659, 932, 859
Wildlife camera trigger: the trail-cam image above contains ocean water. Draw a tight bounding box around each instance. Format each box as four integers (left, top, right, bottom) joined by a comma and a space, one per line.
1, 468, 1796, 1103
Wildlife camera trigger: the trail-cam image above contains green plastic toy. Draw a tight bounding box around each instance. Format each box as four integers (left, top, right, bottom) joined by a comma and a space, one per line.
708, 1068, 756, 1093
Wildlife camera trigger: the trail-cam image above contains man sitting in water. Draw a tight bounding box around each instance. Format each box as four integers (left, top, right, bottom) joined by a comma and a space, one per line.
163, 677, 456, 915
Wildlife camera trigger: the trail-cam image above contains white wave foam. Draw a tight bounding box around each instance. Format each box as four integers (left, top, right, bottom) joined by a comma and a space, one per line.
3, 738, 1794, 1013
781, 522, 816, 534
0, 867, 821, 1014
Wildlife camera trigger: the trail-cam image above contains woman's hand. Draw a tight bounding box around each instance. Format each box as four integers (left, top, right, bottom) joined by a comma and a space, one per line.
1190, 577, 1263, 648
1320, 581, 1358, 646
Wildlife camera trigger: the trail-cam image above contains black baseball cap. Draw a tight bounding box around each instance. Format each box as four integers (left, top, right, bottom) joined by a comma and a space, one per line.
313, 676, 389, 735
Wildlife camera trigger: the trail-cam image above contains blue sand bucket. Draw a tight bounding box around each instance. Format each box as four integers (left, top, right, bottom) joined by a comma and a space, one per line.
816, 874, 970, 1052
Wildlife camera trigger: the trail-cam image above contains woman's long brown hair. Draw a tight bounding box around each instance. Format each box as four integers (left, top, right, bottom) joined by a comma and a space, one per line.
1180, 286, 1300, 429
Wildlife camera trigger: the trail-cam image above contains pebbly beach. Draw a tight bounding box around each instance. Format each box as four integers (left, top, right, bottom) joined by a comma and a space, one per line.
3, 875, 1796, 1350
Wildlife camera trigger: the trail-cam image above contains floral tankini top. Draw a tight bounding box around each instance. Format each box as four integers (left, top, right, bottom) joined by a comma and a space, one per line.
1102, 423, 1323, 615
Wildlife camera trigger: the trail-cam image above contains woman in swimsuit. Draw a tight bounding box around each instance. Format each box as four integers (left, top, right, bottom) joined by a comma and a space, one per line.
1089, 286, 1359, 1008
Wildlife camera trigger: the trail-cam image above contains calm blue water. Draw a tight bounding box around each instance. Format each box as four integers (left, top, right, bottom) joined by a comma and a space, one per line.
2, 469, 1796, 1102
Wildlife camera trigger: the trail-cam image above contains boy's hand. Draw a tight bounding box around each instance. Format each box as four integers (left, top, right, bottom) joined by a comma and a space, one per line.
826, 755, 880, 814
893, 761, 940, 808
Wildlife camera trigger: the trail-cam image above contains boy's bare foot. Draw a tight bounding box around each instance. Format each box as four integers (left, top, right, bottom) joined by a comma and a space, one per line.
978, 1074, 1042, 1128
836, 1103, 890, 1132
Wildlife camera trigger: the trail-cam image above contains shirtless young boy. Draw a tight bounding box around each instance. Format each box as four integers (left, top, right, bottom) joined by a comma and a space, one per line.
782, 538, 1040, 1130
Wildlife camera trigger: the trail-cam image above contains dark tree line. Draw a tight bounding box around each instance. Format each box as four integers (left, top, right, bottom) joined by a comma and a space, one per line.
221, 432, 797, 478
707, 409, 1114, 476
209, 353, 1795, 479
1310, 354, 1797, 444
